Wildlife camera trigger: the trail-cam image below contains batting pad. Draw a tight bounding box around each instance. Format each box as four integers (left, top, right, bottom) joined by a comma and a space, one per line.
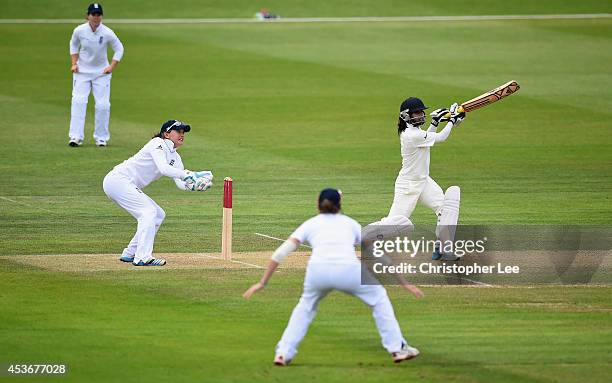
436, 186, 460, 251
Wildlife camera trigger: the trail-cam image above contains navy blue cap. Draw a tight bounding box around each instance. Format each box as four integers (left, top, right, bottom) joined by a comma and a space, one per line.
87, 3, 103, 15
319, 188, 342, 207
160, 120, 191, 134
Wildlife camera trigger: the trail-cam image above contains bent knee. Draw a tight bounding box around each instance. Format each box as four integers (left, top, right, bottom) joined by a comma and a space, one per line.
95, 101, 111, 110
137, 207, 158, 222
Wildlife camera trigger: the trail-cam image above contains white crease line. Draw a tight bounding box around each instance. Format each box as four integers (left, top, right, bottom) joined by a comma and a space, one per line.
255, 232, 312, 248
4, 253, 265, 269
0, 196, 56, 214
461, 277, 494, 287
0, 14, 610, 24
199, 253, 265, 269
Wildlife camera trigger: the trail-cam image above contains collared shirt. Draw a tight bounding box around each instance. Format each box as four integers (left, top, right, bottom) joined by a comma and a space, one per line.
112, 138, 187, 189
69, 22, 124, 73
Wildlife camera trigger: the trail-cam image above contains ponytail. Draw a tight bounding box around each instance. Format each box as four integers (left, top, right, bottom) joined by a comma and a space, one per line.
319, 199, 340, 214
397, 117, 407, 135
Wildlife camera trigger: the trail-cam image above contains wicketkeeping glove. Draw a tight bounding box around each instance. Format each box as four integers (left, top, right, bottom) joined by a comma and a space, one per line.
194, 176, 213, 192
182, 170, 197, 191
449, 102, 466, 127
429, 108, 451, 127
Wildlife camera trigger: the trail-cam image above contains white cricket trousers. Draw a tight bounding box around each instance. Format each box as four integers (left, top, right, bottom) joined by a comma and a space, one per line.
275, 262, 408, 360
388, 176, 444, 218
69, 72, 112, 142
102, 171, 165, 263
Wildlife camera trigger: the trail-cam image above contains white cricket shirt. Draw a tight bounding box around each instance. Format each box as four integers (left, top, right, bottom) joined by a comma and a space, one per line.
112, 138, 187, 189
69, 23, 124, 74
398, 125, 436, 181
291, 213, 362, 265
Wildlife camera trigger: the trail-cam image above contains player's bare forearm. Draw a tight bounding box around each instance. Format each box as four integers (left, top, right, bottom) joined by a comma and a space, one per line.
393, 271, 424, 298
103, 60, 119, 74
243, 261, 279, 299
70, 54, 79, 73
260, 261, 279, 286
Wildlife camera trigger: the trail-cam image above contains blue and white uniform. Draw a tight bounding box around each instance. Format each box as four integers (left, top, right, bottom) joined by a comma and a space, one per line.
274, 213, 410, 360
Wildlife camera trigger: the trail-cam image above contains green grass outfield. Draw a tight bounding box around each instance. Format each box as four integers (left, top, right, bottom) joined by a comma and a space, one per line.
1, 1, 611, 382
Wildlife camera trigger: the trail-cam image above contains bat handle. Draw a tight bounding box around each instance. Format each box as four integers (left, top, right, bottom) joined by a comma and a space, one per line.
443, 106, 465, 119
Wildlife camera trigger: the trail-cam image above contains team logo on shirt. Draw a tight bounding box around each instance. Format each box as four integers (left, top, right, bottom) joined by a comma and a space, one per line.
99, 36, 104, 45
169, 160, 175, 166
156, 145, 163, 150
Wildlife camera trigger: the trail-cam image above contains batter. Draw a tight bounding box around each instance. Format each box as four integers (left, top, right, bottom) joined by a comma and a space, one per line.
388, 97, 466, 260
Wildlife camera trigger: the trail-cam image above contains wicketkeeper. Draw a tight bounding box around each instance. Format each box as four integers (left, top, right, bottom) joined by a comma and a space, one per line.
103, 120, 213, 266
388, 97, 465, 260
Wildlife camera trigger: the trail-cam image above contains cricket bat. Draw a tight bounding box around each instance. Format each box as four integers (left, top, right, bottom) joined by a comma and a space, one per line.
444, 80, 520, 118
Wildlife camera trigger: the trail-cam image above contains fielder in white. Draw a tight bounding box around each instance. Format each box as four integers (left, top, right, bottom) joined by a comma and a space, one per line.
103, 120, 213, 266
244, 188, 424, 365
388, 97, 465, 260
68, 3, 124, 147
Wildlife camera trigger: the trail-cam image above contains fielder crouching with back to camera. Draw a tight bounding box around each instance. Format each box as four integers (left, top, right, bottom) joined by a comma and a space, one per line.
243, 188, 424, 365
389, 97, 465, 261
103, 120, 213, 266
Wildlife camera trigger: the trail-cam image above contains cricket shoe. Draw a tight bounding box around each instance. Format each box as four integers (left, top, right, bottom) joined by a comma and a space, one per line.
96, 140, 107, 147
132, 258, 166, 266
392, 344, 420, 363
68, 138, 83, 147
273, 355, 291, 366
432, 246, 460, 261
119, 255, 134, 263
432, 246, 442, 260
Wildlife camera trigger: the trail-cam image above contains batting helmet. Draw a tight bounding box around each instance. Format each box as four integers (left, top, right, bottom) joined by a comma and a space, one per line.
399, 97, 428, 127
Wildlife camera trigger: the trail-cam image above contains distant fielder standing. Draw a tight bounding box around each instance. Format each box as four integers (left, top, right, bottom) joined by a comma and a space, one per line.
68, 3, 124, 147
103, 120, 213, 266
244, 188, 424, 365
389, 97, 465, 260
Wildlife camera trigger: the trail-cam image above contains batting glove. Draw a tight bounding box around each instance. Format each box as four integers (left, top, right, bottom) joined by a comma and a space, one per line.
429, 108, 451, 127
449, 102, 466, 127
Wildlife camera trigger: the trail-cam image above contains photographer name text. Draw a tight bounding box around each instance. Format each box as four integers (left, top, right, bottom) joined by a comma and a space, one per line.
372, 262, 520, 276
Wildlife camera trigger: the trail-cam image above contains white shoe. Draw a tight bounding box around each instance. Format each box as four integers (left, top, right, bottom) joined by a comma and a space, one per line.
95, 140, 107, 147
392, 344, 420, 363
273, 354, 291, 366
69, 138, 83, 147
